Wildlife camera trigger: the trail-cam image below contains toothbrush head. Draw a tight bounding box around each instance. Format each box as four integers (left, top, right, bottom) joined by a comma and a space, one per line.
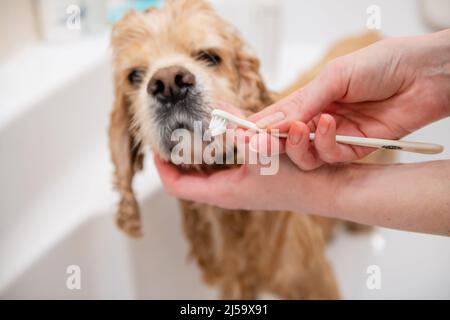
208, 109, 260, 137
208, 110, 229, 137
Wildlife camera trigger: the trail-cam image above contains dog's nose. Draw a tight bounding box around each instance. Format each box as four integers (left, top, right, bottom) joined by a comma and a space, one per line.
147, 66, 195, 103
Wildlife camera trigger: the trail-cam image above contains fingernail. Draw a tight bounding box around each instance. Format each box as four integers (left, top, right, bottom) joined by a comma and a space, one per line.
256, 112, 285, 128
319, 116, 330, 135
289, 130, 303, 145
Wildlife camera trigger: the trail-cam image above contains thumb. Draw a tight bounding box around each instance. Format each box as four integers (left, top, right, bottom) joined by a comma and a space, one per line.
249, 60, 350, 132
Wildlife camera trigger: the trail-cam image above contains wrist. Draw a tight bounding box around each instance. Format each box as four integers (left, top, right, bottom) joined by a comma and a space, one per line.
291, 165, 345, 217
326, 163, 380, 220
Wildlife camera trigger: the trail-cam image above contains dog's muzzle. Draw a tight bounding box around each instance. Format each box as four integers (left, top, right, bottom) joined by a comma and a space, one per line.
149, 65, 209, 156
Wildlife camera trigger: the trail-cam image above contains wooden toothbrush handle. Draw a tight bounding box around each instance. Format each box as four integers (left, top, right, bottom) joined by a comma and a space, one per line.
333, 135, 443, 154
272, 132, 443, 155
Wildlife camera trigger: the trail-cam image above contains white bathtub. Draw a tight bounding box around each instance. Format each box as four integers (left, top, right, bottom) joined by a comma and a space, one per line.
1, 1, 450, 298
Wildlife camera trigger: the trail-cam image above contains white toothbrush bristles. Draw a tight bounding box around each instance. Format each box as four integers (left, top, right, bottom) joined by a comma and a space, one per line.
209, 115, 228, 137
209, 109, 261, 137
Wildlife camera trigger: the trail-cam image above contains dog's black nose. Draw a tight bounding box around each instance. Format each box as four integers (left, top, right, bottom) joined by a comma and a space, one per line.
147, 66, 195, 103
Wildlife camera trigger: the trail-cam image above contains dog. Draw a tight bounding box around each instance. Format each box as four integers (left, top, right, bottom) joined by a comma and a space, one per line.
109, 0, 380, 299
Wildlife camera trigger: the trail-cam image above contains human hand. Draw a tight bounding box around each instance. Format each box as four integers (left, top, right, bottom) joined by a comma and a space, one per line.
249, 29, 450, 170
154, 154, 339, 214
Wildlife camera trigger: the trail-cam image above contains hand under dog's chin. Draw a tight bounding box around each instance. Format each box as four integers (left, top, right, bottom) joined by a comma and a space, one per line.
156, 127, 235, 171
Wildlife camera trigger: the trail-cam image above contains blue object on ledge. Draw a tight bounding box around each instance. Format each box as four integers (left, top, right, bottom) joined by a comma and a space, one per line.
108, 0, 164, 23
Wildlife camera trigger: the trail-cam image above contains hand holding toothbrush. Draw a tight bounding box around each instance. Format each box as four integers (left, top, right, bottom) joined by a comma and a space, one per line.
248, 29, 450, 170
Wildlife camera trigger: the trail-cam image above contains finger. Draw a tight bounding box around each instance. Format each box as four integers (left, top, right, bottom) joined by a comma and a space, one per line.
248, 132, 286, 156
154, 155, 244, 204
285, 121, 324, 170
234, 128, 251, 145
234, 128, 257, 163
249, 60, 350, 130
313, 114, 349, 163
154, 155, 183, 185
154, 156, 211, 201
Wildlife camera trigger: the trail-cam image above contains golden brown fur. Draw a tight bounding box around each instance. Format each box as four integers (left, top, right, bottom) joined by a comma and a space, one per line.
109, 0, 381, 299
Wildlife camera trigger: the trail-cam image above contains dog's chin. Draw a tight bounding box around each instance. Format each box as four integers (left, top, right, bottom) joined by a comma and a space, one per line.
156, 121, 208, 163
157, 126, 235, 167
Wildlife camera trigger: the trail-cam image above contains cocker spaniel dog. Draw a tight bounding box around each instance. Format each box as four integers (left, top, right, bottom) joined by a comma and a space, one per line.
109, 0, 380, 299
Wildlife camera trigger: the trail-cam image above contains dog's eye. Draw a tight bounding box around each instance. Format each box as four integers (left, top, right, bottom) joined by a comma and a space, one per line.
195, 51, 222, 67
128, 68, 145, 86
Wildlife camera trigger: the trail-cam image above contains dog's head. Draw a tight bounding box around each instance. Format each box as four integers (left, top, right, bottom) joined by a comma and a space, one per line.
109, 0, 271, 236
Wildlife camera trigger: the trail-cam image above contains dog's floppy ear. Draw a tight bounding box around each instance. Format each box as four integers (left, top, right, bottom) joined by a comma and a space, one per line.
234, 40, 273, 112
109, 80, 144, 238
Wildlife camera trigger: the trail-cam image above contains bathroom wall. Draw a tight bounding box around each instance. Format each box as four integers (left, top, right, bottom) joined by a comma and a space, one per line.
281, 0, 433, 46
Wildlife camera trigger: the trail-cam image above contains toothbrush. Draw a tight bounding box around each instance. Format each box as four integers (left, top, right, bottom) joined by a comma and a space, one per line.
209, 109, 444, 155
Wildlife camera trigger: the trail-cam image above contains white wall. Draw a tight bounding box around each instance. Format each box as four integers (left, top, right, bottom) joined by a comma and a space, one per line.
210, 0, 440, 83
280, 0, 433, 47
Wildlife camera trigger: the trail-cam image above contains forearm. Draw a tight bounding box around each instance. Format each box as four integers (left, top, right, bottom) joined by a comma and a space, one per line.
327, 160, 450, 235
